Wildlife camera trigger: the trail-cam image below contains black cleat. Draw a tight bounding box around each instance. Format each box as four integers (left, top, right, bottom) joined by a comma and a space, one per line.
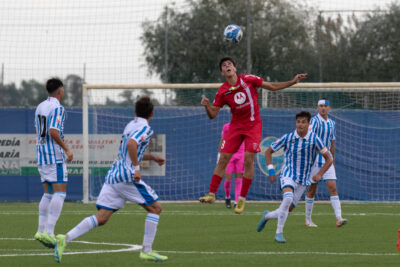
225, 198, 232, 209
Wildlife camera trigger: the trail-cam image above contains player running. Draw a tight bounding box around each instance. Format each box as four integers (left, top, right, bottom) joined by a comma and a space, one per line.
304, 98, 348, 227
53, 96, 168, 263
34, 78, 73, 248
219, 122, 244, 208
199, 56, 307, 214
257, 111, 332, 243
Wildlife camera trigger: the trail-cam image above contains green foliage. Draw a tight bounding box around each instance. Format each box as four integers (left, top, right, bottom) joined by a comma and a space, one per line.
142, 0, 400, 84
141, 0, 316, 83
0, 74, 84, 107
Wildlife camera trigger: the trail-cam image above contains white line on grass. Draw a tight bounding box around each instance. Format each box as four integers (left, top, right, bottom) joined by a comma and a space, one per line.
0, 238, 141, 257
0, 211, 399, 216
157, 250, 399, 257
1, 238, 397, 258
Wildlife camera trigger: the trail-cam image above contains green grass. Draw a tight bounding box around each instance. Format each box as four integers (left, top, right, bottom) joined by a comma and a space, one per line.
0, 202, 399, 266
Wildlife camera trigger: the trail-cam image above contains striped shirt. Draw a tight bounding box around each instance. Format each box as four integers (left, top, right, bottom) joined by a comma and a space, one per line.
34, 97, 66, 165
271, 130, 325, 185
310, 113, 336, 167
105, 117, 153, 184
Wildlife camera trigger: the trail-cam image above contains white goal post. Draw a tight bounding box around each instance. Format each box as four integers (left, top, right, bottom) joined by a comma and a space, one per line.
82, 82, 400, 203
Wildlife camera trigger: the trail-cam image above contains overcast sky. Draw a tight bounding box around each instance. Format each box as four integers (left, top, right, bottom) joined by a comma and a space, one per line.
0, 0, 397, 86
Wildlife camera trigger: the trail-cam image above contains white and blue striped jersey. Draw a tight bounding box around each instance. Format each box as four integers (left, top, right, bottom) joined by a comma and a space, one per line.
34, 97, 66, 165
310, 113, 336, 167
105, 117, 153, 184
271, 130, 325, 185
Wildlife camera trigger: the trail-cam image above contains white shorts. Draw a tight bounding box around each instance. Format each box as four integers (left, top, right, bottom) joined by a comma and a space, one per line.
280, 176, 307, 207
310, 163, 337, 184
38, 163, 68, 183
96, 180, 159, 211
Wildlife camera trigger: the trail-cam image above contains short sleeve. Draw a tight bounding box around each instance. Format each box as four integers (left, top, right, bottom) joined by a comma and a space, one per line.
315, 135, 325, 151
130, 126, 149, 146
213, 91, 225, 107
309, 117, 317, 133
244, 74, 263, 88
271, 134, 287, 151
49, 106, 64, 131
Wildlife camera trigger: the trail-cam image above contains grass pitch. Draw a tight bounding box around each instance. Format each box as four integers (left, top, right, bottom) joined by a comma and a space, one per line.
0, 202, 399, 266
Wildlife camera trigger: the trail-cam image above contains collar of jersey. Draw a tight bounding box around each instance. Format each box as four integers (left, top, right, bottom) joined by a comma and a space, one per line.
294, 129, 311, 139
135, 116, 149, 125
47, 97, 60, 105
317, 113, 328, 122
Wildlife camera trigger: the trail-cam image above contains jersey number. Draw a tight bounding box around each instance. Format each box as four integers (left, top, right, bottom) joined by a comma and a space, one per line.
37, 115, 47, 137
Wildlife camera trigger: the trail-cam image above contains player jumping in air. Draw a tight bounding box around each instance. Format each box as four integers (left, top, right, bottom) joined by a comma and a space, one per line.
53, 96, 168, 263
257, 111, 332, 243
199, 56, 307, 214
34, 78, 73, 248
304, 98, 348, 227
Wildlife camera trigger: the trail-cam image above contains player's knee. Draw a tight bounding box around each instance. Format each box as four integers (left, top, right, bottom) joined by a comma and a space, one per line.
147, 202, 162, 215
218, 156, 230, 167
329, 188, 338, 196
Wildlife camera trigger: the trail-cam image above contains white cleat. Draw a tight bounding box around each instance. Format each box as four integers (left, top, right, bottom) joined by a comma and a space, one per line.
305, 220, 318, 227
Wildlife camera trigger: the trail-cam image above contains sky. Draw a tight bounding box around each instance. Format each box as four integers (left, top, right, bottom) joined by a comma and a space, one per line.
0, 0, 397, 87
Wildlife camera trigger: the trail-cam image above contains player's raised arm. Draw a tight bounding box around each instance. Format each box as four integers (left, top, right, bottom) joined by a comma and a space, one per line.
201, 95, 221, 119
264, 147, 277, 184
312, 148, 332, 183
261, 73, 308, 91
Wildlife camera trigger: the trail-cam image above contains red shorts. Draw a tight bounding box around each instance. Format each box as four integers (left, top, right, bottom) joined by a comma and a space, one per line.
220, 121, 262, 154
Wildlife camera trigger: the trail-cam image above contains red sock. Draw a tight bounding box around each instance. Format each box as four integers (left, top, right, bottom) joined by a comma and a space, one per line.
209, 174, 223, 194
240, 177, 253, 199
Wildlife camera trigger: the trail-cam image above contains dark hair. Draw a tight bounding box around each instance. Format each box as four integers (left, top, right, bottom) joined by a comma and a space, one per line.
46, 78, 63, 94
219, 56, 236, 71
135, 96, 154, 119
295, 111, 311, 122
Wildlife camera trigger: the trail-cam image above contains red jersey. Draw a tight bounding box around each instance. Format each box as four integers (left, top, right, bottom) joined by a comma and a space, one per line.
213, 74, 263, 126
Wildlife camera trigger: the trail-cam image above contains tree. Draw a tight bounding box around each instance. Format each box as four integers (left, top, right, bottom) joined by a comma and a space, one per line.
64, 74, 84, 106
141, 0, 318, 105
347, 4, 400, 82
19, 79, 47, 106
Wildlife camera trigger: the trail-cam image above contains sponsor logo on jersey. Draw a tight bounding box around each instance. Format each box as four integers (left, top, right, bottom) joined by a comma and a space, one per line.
234, 92, 246, 104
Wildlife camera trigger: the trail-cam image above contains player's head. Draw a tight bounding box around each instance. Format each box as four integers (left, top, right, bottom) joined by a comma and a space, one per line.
219, 56, 237, 78
135, 96, 154, 120
295, 110, 311, 135
46, 78, 64, 98
317, 98, 331, 116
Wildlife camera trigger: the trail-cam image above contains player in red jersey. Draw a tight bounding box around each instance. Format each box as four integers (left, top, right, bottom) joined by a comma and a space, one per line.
199, 56, 307, 214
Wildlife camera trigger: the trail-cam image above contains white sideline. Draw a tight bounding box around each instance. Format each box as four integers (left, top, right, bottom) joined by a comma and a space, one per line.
0, 210, 399, 216
0, 238, 141, 257
0, 237, 397, 258
157, 250, 398, 257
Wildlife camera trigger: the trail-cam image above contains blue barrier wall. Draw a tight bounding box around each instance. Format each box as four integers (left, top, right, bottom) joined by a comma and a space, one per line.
1, 107, 399, 201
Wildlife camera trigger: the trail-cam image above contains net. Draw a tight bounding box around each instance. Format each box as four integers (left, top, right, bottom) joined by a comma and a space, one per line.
83, 83, 400, 202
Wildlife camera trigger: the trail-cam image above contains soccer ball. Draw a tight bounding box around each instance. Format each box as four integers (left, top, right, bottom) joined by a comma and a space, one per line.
223, 24, 243, 44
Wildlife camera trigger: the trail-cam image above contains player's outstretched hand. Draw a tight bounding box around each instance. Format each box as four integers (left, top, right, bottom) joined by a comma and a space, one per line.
153, 155, 166, 166
134, 170, 141, 182
293, 73, 308, 84
269, 175, 276, 184
201, 96, 210, 106
65, 149, 73, 162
